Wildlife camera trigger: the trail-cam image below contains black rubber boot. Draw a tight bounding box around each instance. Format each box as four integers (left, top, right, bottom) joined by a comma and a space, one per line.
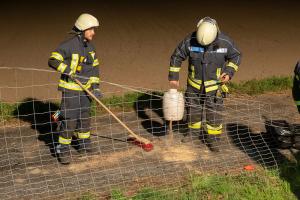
77, 138, 93, 154
206, 135, 220, 152
56, 144, 71, 164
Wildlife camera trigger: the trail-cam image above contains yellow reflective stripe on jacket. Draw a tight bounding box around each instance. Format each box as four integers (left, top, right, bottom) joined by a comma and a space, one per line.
188, 122, 201, 129
57, 63, 67, 73
93, 59, 99, 67
77, 131, 90, 139
89, 77, 100, 84
59, 80, 92, 91
50, 52, 64, 61
206, 124, 223, 135
204, 80, 219, 93
169, 66, 181, 72
227, 62, 239, 71
295, 101, 300, 106
205, 85, 219, 92
193, 77, 202, 84
216, 68, 221, 78
204, 80, 218, 87
191, 65, 195, 78
59, 80, 83, 91
80, 56, 85, 63
58, 136, 72, 145
70, 54, 79, 74
188, 77, 201, 90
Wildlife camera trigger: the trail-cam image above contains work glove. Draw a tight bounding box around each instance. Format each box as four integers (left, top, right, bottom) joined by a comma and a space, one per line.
91, 88, 103, 99
220, 84, 229, 98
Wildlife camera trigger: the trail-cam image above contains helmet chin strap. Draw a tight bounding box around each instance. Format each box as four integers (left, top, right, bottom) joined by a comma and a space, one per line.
68, 26, 83, 35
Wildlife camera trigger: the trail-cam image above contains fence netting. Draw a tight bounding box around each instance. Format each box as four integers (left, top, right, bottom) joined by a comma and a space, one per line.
0, 68, 298, 199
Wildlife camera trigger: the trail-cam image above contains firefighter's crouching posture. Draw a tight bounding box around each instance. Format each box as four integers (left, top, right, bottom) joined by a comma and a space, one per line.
48, 13, 101, 164
168, 17, 241, 151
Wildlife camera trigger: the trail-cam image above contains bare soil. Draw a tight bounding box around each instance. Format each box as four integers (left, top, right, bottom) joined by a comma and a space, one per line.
0, 91, 299, 199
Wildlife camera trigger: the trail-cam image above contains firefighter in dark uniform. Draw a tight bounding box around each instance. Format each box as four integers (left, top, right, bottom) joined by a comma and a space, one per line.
48, 13, 101, 164
168, 17, 241, 151
292, 61, 300, 149
293, 61, 300, 112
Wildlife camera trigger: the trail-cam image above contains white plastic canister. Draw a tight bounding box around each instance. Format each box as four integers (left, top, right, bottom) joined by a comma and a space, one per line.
163, 89, 185, 121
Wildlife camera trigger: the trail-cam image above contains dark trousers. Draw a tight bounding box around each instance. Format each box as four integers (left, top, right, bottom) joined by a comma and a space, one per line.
59, 91, 91, 141
292, 77, 300, 113
185, 86, 223, 134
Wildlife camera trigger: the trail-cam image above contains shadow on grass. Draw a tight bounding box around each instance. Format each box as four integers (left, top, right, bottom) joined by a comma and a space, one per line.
133, 92, 167, 136
13, 98, 59, 157
133, 92, 188, 137
279, 151, 300, 198
227, 120, 300, 199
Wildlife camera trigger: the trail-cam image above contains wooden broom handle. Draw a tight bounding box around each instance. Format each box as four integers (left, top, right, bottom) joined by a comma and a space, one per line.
73, 78, 150, 144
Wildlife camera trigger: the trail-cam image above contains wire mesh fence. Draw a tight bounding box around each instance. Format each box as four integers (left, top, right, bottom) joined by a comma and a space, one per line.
0, 68, 299, 199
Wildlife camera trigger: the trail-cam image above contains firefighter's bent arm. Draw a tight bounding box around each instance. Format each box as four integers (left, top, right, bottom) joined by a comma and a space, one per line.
168, 37, 189, 81
48, 45, 72, 75
223, 38, 241, 79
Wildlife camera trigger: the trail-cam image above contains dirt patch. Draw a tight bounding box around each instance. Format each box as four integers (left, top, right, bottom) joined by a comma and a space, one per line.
160, 145, 199, 162
68, 149, 138, 173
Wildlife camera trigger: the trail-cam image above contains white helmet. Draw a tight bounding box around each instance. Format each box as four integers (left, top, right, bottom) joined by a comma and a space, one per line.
196, 17, 219, 46
75, 13, 99, 31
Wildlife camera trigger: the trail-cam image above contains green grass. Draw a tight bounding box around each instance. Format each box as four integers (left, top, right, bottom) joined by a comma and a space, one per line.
277, 155, 300, 198
0, 76, 295, 121
91, 92, 144, 115
91, 91, 162, 116
108, 167, 299, 200
0, 102, 16, 121
228, 76, 293, 95
79, 146, 300, 200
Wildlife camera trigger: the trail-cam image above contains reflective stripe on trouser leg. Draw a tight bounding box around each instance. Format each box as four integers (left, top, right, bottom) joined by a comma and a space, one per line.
77, 131, 91, 139
205, 94, 223, 134
188, 122, 202, 129
58, 136, 72, 145
206, 124, 223, 135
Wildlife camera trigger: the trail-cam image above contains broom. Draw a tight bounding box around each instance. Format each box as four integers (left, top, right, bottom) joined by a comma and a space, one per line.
73, 78, 154, 152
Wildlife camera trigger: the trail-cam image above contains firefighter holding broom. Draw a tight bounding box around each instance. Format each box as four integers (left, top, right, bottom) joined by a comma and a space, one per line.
168, 17, 241, 151
48, 13, 101, 164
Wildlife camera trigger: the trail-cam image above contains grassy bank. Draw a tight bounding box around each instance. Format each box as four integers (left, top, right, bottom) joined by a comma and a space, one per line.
78, 162, 300, 200
0, 76, 294, 121
228, 76, 293, 95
